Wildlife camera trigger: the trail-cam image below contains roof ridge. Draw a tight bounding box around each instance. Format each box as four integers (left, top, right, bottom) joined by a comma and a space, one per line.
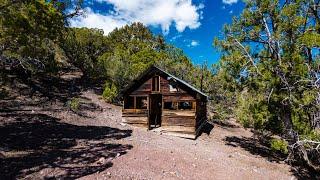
121, 64, 208, 99
152, 65, 208, 98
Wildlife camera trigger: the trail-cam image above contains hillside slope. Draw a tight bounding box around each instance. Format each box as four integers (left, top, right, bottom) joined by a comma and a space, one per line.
0, 72, 297, 179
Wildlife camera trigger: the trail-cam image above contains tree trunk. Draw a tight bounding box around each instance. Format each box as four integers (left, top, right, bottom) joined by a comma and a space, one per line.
312, 93, 320, 129
282, 104, 297, 143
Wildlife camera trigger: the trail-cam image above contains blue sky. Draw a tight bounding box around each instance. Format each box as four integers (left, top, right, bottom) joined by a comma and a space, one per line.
70, 0, 245, 65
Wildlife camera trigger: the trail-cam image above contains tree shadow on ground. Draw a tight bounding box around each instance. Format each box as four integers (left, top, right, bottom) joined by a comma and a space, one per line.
0, 112, 132, 179
0, 69, 107, 124
0, 68, 103, 111
198, 120, 239, 137
224, 136, 319, 179
224, 136, 285, 161
212, 120, 240, 129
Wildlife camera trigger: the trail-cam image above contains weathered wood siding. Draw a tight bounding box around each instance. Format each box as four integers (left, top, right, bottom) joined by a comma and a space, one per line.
160, 76, 196, 101
122, 109, 148, 127
161, 110, 196, 134
130, 79, 152, 95
130, 76, 195, 100
162, 94, 195, 102
122, 70, 206, 139
196, 100, 207, 129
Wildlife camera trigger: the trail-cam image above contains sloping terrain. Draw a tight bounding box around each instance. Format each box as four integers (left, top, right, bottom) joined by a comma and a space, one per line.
0, 72, 309, 179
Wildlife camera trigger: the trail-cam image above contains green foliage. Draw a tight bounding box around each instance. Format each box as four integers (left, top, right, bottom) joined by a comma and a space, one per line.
68, 97, 80, 112
206, 64, 238, 120
236, 91, 271, 129
214, 0, 320, 141
61, 27, 106, 79
1, 2, 208, 103
213, 0, 320, 170
301, 130, 320, 142
97, 22, 199, 96
102, 82, 118, 103
1, 1, 208, 103
270, 138, 288, 154
97, 23, 162, 90
0, 0, 66, 73
298, 32, 320, 48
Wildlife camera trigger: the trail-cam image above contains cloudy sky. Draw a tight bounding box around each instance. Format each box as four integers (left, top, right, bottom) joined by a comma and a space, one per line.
70, 0, 245, 64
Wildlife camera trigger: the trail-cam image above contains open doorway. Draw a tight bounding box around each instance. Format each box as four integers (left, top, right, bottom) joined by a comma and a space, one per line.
149, 94, 162, 129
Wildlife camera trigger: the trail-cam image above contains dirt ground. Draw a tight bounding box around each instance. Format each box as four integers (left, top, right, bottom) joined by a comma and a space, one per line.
0, 72, 314, 179
81, 91, 294, 180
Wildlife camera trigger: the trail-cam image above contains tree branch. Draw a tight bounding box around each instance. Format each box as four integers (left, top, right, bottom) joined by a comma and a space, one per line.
231, 36, 261, 75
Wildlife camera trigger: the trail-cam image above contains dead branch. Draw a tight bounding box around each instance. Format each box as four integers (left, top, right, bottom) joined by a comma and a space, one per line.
267, 88, 274, 104
288, 138, 320, 171
231, 37, 262, 75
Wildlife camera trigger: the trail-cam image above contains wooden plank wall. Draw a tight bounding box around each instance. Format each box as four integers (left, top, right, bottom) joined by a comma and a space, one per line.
160, 76, 197, 135
163, 94, 195, 102
130, 76, 192, 96
131, 79, 152, 95
160, 76, 187, 93
160, 76, 196, 102
161, 110, 196, 134
195, 100, 207, 129
123, 74, 206, 138
122, 109, 148, 127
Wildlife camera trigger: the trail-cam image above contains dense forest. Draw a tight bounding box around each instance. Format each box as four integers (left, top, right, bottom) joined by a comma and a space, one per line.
0, 0, 319, 172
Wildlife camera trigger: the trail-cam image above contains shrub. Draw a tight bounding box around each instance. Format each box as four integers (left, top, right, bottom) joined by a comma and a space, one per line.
102, 82, 118, 102
68, 97, 80, 112
270, 138, 288, 154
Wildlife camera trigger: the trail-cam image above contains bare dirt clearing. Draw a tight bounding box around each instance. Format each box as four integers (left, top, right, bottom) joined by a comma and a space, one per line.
1, 93, 296, 179
0, 72, 308, 179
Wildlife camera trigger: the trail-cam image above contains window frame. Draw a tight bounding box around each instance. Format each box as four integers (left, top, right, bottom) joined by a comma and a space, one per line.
124, 95, 149, 110
152, 75, 160, 92
163, 101, 196, 110
136, 96, 148, 109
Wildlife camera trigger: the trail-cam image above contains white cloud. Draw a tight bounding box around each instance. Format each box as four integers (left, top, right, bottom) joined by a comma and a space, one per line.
198, 3, 205, 9
190, 40, 199, 47
222, 0, 238, 5
70, 0, 203, 35
70, 8, 127, 35
170, 34, 183, 42
229, 10, 233, 14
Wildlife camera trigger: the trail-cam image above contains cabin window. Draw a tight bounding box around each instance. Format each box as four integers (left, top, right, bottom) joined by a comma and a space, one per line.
136, 96, 148, 109
152, 76, 160, 91
164, 102, 172, 109
124, 96, 134, 109
164, 102, 178, 110
124, 96, 147, 109
164, 101, 195, 110
178, 102, 192, 110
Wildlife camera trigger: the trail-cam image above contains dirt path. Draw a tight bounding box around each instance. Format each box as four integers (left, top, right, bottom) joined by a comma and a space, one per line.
0, 88, 296, 179
78, 91, 295, 180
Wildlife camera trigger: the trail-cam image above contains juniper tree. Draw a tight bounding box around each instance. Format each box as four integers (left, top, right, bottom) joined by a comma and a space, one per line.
0, 0, 83, 73
215, 0, 320, 170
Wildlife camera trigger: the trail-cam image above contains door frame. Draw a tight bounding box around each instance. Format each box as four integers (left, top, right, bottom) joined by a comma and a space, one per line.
148, 93, 162, 130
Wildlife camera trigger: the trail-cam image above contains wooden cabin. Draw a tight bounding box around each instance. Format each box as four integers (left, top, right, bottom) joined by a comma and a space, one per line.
121, 65, 208, 139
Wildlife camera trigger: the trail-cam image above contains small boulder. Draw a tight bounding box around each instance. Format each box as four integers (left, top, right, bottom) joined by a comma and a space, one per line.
97, 157, 106, 164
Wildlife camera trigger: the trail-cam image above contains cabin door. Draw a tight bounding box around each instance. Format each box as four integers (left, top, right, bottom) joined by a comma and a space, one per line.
148, 94, 162, 130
